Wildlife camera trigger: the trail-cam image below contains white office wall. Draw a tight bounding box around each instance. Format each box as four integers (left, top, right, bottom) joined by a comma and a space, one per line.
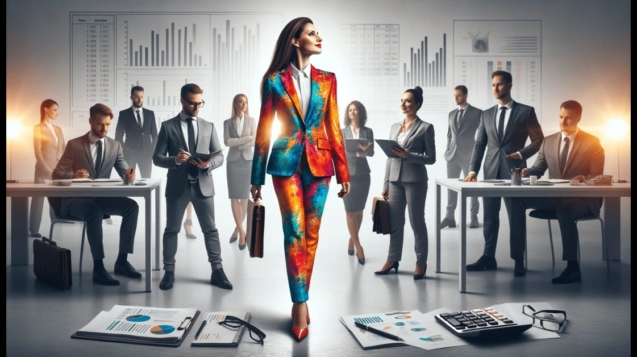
6, 0, 631, 231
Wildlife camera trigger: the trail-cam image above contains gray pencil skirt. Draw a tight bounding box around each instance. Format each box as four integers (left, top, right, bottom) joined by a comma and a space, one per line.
343, 173, 371, 213
226, 156, 252, 199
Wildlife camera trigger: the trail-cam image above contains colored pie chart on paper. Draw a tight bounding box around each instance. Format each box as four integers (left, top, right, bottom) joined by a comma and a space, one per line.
150, 325, 175, 335
126, 314, 151, 323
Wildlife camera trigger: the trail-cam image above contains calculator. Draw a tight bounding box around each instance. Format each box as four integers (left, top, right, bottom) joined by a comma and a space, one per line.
435, 308, 532, 338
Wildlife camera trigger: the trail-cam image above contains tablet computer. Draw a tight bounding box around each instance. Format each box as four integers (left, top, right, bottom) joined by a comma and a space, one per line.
345, 139, 371, 152
375, 139, 401, 158
189, 149, 223, 161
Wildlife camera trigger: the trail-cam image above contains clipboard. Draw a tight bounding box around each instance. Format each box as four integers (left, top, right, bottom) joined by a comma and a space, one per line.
345, 138, 371, 152
190, 149, 223, 161
375, 139, 401, 158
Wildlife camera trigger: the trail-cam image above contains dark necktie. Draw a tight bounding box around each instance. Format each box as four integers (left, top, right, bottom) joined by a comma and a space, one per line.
498, 107, 507, 142
187, 118, 199, 178
95, 140, 103, 175
560, 137, 570, 173
136, 110, 142, 128
455, 108, 464, 128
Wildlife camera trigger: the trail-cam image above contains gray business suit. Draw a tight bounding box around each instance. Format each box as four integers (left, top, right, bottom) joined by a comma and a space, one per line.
114, 107, 158, 178
341, 125, 374, 212
52, 134, 138, 260
510, 130, 604, 261
469, 100, 544, 259
443, 104, 481, 221
383, 117, 436, 266
223, 116, 256, 199
153, 113, 225, 272
30, 122, 65, 234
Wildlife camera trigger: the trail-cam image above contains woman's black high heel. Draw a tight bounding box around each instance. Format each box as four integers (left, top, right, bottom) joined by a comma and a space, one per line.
184, 219, 197, 239
413, 264, 427, 280
374, 261, 399, 275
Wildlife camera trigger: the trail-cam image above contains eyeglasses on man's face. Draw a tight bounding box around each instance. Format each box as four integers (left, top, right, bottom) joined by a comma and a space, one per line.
182, 98, 205, 108
522, 305, 567, 332
219, 315, 266, 344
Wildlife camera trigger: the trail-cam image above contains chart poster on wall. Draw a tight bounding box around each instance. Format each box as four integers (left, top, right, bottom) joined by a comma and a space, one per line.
70, 12, 283, 129
453, 20, 542, 117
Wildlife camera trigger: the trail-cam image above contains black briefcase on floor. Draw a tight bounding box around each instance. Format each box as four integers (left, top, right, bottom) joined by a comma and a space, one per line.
33, 237, 72, 290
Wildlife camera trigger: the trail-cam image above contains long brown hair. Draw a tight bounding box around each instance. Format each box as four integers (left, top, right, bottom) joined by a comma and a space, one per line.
40, 99, 58, 122
260, 17, 313, 98
231, 94, 249, 118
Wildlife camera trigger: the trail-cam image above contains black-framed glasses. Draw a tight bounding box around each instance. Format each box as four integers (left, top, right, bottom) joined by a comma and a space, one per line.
182, 98, 205, 108
219, 315, 266, 345
522, 305, 567, 332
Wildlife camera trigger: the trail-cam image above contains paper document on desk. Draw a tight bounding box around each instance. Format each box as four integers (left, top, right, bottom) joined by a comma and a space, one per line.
487, 302, 560, 340
340, 310, 419, 349
394, 308, 467, 350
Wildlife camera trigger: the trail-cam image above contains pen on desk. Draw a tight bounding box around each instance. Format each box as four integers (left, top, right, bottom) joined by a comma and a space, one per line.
354, 322, 404, 342
195, 319, 207, 340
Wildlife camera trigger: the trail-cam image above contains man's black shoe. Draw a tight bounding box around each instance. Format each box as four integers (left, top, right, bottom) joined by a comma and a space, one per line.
552, 268, 581, 284
210, 268, 233, 290
114, 261, 142, 279
93, 268, 120, 286
159, 272, 175, 290
440, 218, 457, 229
466, 256, 497, 271
469, 216, 479, 228
513, 259, 527, 277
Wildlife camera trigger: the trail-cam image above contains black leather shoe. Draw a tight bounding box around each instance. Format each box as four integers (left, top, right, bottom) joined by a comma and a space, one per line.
552, 268, 581, 284
114, 261, 142, 279
440, 218, 456, 229
375, 261, 399, 275
93, 268, 120, 286
413, 264, 427, 280
159, 272, 175, 290
513, 259, 527, 277
210, 268, 233, 290
229, 235, 238, 243
466, 256, 497, 271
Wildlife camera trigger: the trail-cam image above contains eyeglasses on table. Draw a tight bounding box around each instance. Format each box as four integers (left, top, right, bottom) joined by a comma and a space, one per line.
219, 315, 266, 344
522, 304, 567, 332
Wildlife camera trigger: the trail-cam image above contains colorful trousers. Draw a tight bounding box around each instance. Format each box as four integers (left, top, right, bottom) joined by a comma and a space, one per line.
272, 154, 331, 303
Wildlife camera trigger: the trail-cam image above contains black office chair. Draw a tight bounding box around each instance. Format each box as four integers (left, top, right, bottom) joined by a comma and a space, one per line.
46, 197, 110, 276
525, 198, 608, 270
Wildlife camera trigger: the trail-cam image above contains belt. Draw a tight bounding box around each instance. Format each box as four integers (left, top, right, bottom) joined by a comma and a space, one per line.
187, 177, 198, 184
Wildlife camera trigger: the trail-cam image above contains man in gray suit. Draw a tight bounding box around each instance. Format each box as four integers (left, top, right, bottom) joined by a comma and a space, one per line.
463, 70, 544, 277
441, 85, 481, 229
52, 103, 139, 286
511, 100, 604, 284
153, 83, 230, 291
115, 85, 158, 178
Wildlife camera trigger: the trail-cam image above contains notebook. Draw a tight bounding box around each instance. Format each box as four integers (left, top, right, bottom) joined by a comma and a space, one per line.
191, 311, 251, 347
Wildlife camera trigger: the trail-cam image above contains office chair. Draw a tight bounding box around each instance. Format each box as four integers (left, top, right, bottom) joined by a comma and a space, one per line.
525, 198, 608, 271
46, 197, 110, 276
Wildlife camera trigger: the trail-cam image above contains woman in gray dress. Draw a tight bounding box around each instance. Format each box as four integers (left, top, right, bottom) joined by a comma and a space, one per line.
341, 101, 374, 265
30, 99, 65, 237
223, 94, 257, 249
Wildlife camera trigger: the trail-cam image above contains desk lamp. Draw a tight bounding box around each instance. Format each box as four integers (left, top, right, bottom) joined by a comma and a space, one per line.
606, 119, 628, 183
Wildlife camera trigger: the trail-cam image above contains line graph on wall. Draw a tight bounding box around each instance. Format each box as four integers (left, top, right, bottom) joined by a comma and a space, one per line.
70, 12, 282, 129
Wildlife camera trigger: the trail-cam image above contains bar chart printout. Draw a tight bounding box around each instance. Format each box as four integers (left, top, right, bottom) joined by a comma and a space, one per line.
403, 33, 447, 88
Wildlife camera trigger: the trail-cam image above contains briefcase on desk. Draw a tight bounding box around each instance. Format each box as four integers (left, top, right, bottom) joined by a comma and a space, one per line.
33, 237, 72, 290
246, 200, 264, 258
371, 197, 390, 235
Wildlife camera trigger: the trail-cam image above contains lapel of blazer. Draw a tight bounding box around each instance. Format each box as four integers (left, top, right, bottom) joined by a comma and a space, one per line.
80, 134, 97, 178
343, 126, 353, 139
173, 116, 188, 151
563, 130, 584, 174
547, 133, 561, 177
502, 101, 519, 143
55, 125, 64, 159
195, 117, 206, 152
305, 65, 321, 126
404, 117, 422, 146
280, 66, 303, 120
390, 123, 401, 141
229, 117, 238, 138
450, 109, 459, 135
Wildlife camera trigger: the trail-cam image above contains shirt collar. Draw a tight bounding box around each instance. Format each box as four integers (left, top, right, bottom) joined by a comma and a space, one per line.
498, 101, 514, 111
290, 62, 310, 79
132, 106, 143, 111
561, 128, 579, 142
87, 132, 103, 144
179, 112, 196, 122
235, 114, 245, 121
458, 104, 468, 111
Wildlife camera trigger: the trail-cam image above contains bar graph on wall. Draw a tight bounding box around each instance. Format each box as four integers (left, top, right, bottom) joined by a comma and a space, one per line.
453, 20, 542, 115
403, 33, 446, 88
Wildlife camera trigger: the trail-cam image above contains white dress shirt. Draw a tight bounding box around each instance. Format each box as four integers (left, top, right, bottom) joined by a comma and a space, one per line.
132, 106, 144, 127
87, 131, 105, 169
179, 112, 198, 152
497, 101, 514, 135
235, 114, 245, 136
560, 128, 579, 167
290, 62, 311, 118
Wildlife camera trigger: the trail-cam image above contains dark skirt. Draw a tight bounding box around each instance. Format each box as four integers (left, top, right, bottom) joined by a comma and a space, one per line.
343, 174, 371, 212
226, 156, 251, 199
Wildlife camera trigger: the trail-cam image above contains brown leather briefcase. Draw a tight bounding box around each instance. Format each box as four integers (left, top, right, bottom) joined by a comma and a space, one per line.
246, 200, 264, 258
371, 197, 390, 235
33, 237, 72, 290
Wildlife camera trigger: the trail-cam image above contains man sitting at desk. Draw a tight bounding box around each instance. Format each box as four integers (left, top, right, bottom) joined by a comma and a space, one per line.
52, 103, 139, 286
510, 100, 604, 284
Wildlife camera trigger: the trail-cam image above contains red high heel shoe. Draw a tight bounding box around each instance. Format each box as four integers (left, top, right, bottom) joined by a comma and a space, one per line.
291, 304, 309, 341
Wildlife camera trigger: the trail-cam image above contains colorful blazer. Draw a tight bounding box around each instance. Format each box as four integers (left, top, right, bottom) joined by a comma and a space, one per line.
251, 65, 349, 185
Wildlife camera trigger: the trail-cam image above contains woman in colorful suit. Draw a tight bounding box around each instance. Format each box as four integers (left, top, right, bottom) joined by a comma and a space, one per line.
30, 99, 65, 237
341, 100, 374, 265
375, 86, 436, 280
223, 94, 256, 249
250, 17, 350, 341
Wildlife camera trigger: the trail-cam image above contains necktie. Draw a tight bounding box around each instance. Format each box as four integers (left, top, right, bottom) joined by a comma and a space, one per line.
498, 107, 507, 142
187, 118, 199, 178
95, 140, 103, 175
136, 110, 142, 128
455, 109, 464, 128
560, 137, 570, 173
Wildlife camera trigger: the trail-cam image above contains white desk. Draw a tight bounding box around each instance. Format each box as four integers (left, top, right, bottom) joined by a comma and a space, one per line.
6, 178, 162, 292
435, 178, 631, 293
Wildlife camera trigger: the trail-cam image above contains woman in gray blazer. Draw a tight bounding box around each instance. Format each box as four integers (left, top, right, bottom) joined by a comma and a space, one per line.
30, 99, 65, 237
341, 101, 374, 265
223, 94, 256, 249
375, 86, 436, 280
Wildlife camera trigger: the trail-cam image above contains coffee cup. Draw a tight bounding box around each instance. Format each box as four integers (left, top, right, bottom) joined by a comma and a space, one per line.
529, 175, 538, 185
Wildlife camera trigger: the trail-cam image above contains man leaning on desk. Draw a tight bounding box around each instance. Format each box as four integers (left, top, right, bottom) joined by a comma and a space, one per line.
510, 100, 604, 284
52, 103, 140, 286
